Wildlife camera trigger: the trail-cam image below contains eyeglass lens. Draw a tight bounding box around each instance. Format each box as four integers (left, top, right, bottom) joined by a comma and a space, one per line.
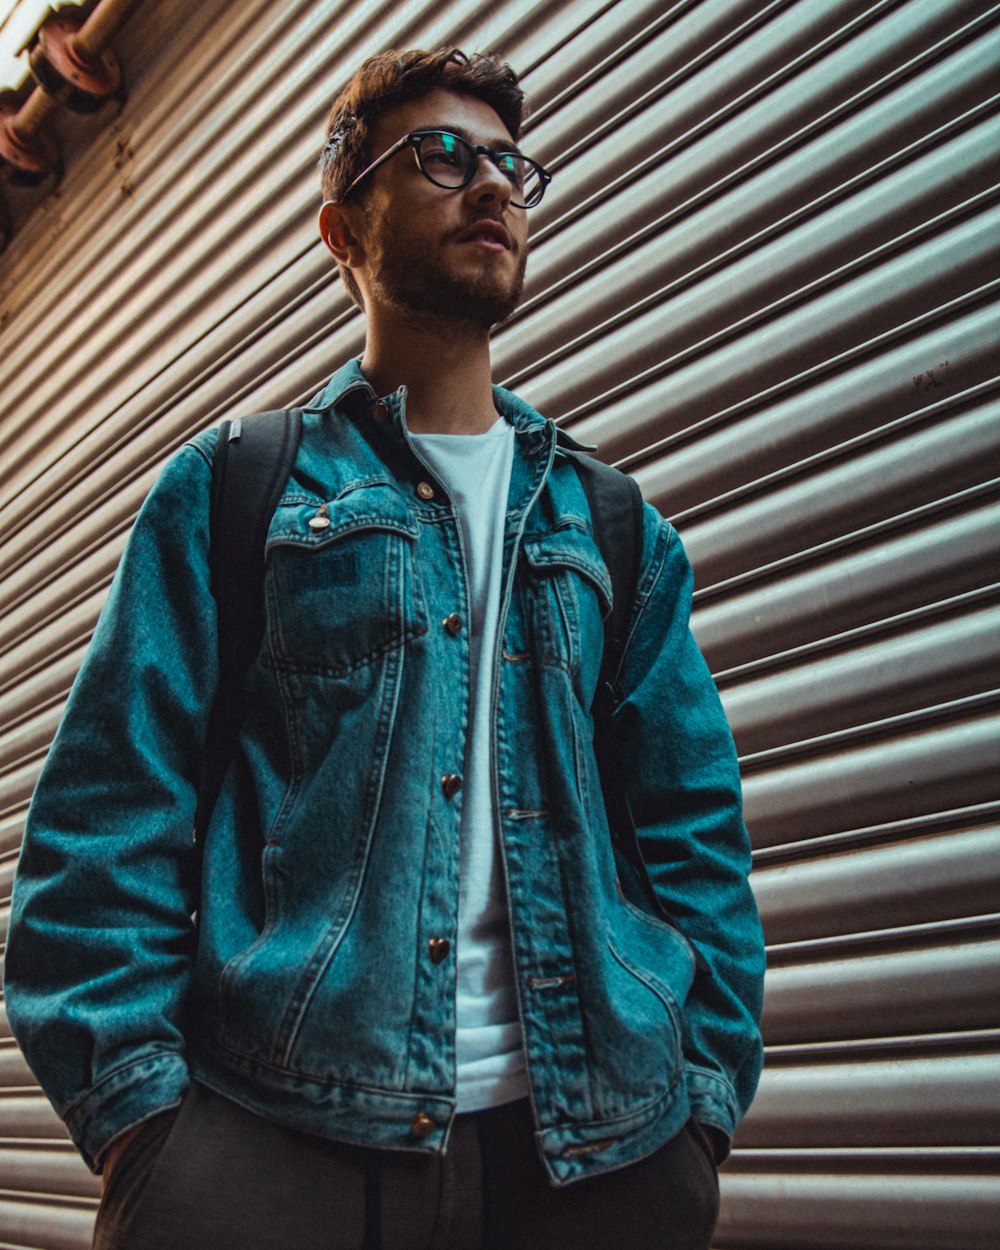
415, 131, 545, 207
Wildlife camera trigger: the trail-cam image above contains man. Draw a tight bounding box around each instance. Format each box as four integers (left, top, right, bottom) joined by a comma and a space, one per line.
6, 48, 764, 1250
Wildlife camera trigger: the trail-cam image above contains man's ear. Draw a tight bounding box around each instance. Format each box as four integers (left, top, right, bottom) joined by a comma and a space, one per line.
319, 200, 365, 268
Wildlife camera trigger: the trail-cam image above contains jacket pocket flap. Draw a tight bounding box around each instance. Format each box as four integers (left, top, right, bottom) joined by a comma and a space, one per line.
522, 527, 613, 614
267, 483, 419, 549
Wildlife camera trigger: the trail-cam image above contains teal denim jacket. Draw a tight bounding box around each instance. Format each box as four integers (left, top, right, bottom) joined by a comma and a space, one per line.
6, 358, 764, 1183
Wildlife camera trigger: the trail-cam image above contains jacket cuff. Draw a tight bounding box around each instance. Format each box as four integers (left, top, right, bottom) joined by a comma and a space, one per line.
63, 1051, 188, 1173
685, 1063, 737, 1163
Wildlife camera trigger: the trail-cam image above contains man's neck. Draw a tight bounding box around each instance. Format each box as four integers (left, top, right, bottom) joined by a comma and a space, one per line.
360, 312, 499, 435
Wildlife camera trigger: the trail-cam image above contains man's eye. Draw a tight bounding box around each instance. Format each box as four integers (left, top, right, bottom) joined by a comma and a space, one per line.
497, 155, 525, 189
422, 137, 465, 167
425, 149, 463, 167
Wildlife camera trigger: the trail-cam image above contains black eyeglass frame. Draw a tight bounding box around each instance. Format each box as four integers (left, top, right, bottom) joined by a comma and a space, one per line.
343, 129, 552, 209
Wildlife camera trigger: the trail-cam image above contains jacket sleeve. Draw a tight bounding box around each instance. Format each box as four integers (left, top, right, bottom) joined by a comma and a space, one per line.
613, 504, 765, 1153
4, 438, 218, 1171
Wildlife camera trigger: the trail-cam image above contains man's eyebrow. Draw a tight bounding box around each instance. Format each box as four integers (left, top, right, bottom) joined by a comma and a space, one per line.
437, 125, 523, 154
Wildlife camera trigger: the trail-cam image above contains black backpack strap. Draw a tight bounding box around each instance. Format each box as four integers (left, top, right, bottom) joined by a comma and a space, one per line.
566, 453, 644, 715
568, 451, 694, 934
194, 408, 303, 842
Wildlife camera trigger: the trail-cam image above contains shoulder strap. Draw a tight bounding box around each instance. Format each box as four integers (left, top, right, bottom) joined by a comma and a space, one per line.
195, 408, 303, 842
566, 452, 644, 712
568, 452, 676, 925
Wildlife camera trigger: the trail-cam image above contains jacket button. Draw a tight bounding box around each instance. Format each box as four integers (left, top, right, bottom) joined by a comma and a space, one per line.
372, 402, 389, 423
428, 937, 450, 964
441, 774, 462, 798
416, 481, 436, 501
410, 1112, 435, 1139
443, 613, 463, 636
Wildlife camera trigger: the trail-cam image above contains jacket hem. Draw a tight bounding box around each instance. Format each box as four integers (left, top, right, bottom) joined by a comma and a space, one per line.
191, 1045, 457, 1154
536, 1081, 691, 1186
194, 1042, 693, 1187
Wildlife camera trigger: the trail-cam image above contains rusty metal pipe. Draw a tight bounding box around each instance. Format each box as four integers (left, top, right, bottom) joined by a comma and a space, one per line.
0, 0, 139, 190
8, 86, 58, 143
71, 0, 140, 65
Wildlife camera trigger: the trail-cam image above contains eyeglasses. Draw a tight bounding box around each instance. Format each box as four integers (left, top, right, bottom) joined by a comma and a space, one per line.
344, 129, 552, 209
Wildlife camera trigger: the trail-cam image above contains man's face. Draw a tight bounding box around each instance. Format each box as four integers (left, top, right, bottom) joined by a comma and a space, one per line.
348, 89, 530, 333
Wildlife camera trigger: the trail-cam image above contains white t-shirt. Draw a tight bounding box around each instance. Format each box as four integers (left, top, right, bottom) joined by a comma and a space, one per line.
410, 416, 529, 1111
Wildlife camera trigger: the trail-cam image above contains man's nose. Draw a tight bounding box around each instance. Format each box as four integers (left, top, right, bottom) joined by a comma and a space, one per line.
465, 153, 513, 206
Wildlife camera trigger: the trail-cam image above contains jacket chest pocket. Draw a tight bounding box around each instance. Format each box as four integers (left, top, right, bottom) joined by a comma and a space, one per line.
520, 526, 612, 679
264, 488, 427, 676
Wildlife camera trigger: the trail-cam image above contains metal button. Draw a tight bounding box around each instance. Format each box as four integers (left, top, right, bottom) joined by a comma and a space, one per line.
410, 1112, 435, 1139
443, 613, 463, 636
428, 937, 450, 964
416, 481, 436, 501
308, 504, 330, 531
372, 402, 389, 423
440, 774, 462, 799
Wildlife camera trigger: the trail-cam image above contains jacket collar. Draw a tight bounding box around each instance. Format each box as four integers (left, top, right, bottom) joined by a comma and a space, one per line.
303, 356, 597, 453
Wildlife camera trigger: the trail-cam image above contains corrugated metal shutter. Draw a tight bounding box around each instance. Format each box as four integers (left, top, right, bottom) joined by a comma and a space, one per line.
1, 0, 997, 1245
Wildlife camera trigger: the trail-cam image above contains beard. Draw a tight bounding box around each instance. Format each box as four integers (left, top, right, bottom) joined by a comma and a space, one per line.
364, 212, 527, 334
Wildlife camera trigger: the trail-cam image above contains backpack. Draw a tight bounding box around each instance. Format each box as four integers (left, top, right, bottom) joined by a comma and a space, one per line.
196, 407, 665, 924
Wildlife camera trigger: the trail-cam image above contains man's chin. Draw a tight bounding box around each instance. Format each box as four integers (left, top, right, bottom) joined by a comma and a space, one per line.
393, 282, 523, 334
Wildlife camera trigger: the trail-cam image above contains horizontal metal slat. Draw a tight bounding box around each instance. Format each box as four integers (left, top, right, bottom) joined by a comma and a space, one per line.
0, 1195, 95, 1250
0, 1097, 67, 1142
762, 931, 1000, 1042
0, 288, 366, 596
741, 695, 1000, 846
2, 697, 81, 784
0, 623, 92, 720
0, 1052, 34, 1095
0, 859, 16, 908
719, 595, 999, 753
680, 390, 1000, 586
527, 0, 760, 134
0, 1148, 95, 1201
516, 23, 997, 385
738, 1049, 1000, 1147
752, 819, 1000, 943
0, 824, 22, 864
693, 487, 999, 668
0, 761, 44, 829
715, 1168, 1000, 1250
514, 1, 999, 415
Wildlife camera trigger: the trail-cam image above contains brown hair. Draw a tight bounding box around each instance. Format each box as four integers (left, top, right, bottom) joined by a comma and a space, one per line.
320, 48, 525, 306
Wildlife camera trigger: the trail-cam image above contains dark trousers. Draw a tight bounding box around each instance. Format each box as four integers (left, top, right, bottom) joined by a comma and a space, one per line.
94, 1082, 719, 1250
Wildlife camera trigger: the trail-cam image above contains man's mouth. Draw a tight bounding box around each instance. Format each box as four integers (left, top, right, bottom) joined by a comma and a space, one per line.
454, 220, 512, 251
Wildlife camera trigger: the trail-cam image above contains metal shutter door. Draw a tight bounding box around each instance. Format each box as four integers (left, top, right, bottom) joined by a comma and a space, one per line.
1, 0, 997, 1245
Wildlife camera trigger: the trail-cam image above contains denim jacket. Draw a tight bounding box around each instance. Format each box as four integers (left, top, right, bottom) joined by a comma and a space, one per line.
6, 358, 764, 1183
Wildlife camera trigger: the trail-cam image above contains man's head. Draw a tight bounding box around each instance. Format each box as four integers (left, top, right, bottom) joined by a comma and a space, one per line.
318, 49, 541, 332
